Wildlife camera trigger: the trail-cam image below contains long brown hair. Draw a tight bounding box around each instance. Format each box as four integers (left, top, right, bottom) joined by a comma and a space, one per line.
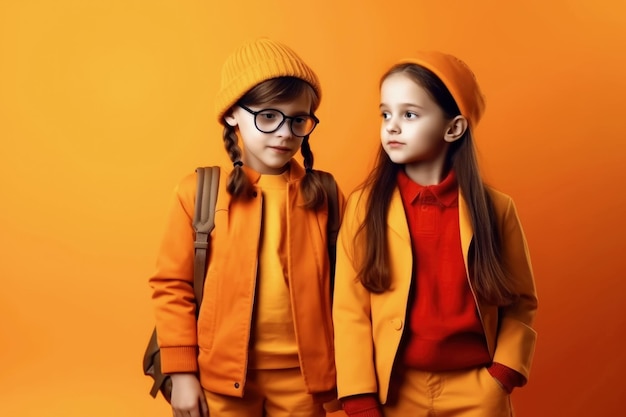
356, 63, 516, 305
220, 76, 327, 209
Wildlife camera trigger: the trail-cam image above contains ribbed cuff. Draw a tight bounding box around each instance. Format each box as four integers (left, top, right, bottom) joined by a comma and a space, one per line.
159, 346, 199, 374
488, 362, 526, 394
342, 394, 383, 417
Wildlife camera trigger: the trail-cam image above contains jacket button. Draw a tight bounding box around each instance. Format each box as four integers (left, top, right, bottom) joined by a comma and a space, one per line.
390, 319, 403, 330
234, 382, 240, 389
252, 191, 258, 197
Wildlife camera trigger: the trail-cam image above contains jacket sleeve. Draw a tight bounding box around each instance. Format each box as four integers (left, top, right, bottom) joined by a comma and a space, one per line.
332, 191, 379, 399
148, 173, 200, 373
492, 196, 538, 382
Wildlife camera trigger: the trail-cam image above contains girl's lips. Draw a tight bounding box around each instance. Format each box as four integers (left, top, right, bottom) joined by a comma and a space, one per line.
269, 146, 291, 153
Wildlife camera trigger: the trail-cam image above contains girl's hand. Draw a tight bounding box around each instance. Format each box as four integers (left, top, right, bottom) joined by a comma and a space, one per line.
170, 373, 209, 417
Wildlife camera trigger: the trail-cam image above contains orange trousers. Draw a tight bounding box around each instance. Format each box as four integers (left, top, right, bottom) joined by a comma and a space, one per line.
203, 367, 347, 417
383, 367, 514, 417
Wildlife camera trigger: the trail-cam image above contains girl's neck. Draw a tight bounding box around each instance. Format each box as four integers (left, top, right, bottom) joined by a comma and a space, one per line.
403, 159, 449, 186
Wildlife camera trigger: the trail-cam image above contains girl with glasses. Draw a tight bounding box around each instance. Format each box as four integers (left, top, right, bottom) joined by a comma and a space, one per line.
332, 52, 538, 417
149, 38, 345, 417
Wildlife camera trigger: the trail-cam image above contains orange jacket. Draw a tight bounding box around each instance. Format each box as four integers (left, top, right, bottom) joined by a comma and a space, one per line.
333, 186, 538, 404
149, 161, 344, 398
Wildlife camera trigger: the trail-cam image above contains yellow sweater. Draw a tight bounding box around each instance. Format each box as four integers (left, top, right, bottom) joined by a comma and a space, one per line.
249, 172, 299, 369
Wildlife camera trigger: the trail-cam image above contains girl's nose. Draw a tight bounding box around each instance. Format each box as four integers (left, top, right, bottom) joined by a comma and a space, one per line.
386, 119, 400, 134
276, 120, 293, 138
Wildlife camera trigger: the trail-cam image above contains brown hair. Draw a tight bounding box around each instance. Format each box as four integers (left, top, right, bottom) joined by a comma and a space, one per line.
221, 76, 327, 209
355, 63, 517, 305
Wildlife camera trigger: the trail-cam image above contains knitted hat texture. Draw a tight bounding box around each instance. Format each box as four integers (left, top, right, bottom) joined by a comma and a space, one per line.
215, 38, 321, 122
400, 51, 486, 128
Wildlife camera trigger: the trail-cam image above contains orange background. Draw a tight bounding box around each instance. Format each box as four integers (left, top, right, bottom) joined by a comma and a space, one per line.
1, 1, 624, 416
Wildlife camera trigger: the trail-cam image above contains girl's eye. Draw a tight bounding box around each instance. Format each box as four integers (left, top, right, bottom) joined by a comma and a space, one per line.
259, 111, 277, 120
405, 112, 418, 119
381, 112, 390, 120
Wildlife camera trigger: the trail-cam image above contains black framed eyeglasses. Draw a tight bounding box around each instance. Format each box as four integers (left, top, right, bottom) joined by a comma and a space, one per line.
239, 105, 319, 137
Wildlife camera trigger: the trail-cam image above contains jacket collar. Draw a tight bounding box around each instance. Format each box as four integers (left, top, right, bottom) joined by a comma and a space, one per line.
458, 191, 473, 272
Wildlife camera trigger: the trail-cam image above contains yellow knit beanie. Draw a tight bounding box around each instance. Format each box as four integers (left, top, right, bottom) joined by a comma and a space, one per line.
215, 38, 322, 122
399, 51, 486, 129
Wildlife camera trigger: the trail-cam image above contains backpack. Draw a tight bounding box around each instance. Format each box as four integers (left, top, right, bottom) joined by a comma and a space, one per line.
143, 166, 341, 402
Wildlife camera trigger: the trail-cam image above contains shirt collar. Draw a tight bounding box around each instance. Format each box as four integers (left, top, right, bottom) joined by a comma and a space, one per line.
397, 169, 458, 207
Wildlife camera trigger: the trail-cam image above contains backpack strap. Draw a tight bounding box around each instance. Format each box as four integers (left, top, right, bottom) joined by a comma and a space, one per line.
192, 166, 220, 306
316, 171, 340, 285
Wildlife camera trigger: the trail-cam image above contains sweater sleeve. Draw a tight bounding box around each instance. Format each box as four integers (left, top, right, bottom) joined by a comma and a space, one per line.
342, 394, 383, 417
148, 173, 200, 373
488, 362, 526, 393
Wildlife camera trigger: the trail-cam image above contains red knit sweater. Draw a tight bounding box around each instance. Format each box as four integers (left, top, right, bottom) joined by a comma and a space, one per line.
398, 169, 490, 371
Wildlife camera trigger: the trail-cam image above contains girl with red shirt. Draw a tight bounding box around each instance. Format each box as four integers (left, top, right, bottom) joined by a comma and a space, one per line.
332, 52, 538, 417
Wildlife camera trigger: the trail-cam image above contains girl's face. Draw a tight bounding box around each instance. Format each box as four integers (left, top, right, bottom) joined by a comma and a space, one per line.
225, 94, 313, 175
380, 72, 456, 180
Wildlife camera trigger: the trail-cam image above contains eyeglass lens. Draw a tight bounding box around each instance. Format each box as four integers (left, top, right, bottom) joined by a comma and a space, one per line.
254, 109, 317, 137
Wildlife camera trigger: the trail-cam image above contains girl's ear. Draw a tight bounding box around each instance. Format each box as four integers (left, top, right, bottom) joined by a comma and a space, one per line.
224, 110, 238, 127
444, 115, 468, 143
